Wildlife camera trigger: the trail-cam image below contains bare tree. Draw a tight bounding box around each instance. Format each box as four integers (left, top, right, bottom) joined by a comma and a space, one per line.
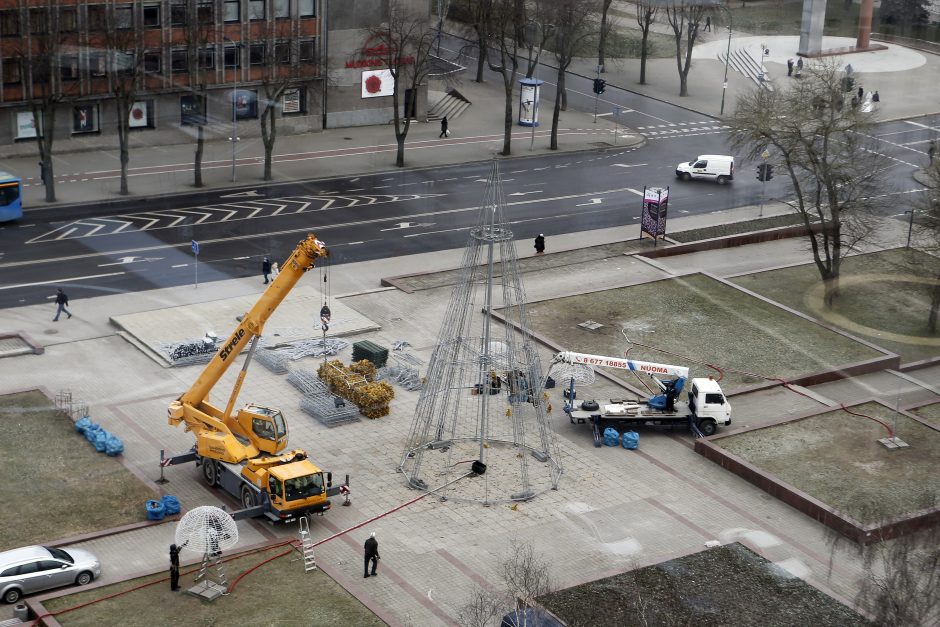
456, 0, 493, 83
665, 0, 707, 97
484, 0, 527, 155
730, 61, 885, 306
547, 0, 597, 150
456, 585, 505, 627
100, 24, 146, 195
182, 0, 214, 188
521, 0, 550, 79
635, 1, 659, 86
913, 157, 940, 330
13, 1, 73, 202
597, 0, 614, 73
369, 2, 435, 168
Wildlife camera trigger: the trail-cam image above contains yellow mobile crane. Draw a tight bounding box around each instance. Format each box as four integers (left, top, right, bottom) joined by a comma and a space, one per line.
163, 234, 346, 523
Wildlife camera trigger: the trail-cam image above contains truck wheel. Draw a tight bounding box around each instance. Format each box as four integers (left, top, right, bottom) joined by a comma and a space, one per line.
681, 172, 692, 181
241, 485, 257, 509
202, 459, 218, 487
716, 175, 728, 185
698, 419, 717, 436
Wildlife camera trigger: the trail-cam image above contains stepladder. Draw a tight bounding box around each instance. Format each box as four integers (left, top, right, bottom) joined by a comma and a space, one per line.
298, 516, 317, 572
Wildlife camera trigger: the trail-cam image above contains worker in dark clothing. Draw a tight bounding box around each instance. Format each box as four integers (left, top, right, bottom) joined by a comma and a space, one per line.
534, 234, 545, 254
262, 257, 272, 284
363, 532, 380, 578
169, 543, 182, 591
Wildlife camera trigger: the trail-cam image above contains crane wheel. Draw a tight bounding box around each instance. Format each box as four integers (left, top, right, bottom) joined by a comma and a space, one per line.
202, 459, 218, 487
241, 485, 257, 509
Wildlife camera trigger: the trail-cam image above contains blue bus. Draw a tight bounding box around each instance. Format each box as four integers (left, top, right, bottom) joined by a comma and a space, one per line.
0, 171, 22, 222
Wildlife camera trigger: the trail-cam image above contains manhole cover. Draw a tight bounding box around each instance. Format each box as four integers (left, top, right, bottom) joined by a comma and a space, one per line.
577, 320, 604, 331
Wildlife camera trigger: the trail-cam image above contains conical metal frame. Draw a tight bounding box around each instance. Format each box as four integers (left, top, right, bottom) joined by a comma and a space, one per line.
399, 161, 563, 504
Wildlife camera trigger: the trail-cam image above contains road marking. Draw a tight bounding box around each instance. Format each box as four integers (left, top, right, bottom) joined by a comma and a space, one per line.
576, 198, 602, 206
0, 272, 126, 290
612, 163, 648, 168
626, 188, 644, 196
219, 190, 261, 198
508, 191, 542, 196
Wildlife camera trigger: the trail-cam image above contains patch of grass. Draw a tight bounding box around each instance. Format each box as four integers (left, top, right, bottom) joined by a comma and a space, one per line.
0, 391, 155, 551
540, 542, 869, 627
717, 0, 861, 39
911, 402, 940, 428
718, 402, 940, 523
669, 213, 809, 243
518, 273, 884, 393
43, 544, 384, 626
729, 248, 940, 363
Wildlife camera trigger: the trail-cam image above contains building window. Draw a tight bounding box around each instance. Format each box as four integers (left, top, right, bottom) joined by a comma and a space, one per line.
171, 49, 188, 73
275, 42, 290, 65
143, 4, 161, 28
282, 87, 303, 115
60, 54, 80, 81
115, 5, 133, 29
299, 0, 315, 17
233, 89, 258, 120
274, 0, 290, 19
180, 94, 206, 126
88, 5, 107, 31
197, 1, 213, 24
249, 0, 265, 21
249, 43, 265, 66
60, 8, 78, 32
0, 11, 19, 37
224, 45, 241, 68
170, 1, 186, 26
144, 51, 161, 74
29, 8, 47, 34
2, 59, 21, 85
223, 0, 240, 23
200, 48, 215, 69
73, 104, 100, 134
87, 52, 106, 77
129, 100, 155, 128
299, 39, 316, 63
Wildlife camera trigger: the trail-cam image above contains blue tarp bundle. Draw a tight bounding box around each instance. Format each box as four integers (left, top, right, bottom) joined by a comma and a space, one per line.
603, 427, 620, 446
75, 417, 124, 456
161, 495, 181, 515
622, 431, 639, 450
146, 499, 166, 521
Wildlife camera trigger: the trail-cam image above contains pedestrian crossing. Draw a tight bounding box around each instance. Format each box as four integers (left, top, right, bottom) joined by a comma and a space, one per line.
636, 121, 731, 136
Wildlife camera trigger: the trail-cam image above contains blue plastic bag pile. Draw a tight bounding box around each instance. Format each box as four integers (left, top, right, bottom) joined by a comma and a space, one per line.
146, 495, 182, 521
75, 416, 124, 456
603, 427, 640, 449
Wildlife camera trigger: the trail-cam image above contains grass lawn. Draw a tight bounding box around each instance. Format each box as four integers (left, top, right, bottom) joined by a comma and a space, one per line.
42, 544, 384, 626
518, 273, 884, 393
717, 402, 940, 523
540, 542, 869, 627
729, 248, 940, 364
0, 391, 155, 551
911, 402, 940, 428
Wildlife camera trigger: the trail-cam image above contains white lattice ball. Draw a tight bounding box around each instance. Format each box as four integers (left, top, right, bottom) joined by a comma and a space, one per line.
175, 506, 239, 554
548, 362, 596, 385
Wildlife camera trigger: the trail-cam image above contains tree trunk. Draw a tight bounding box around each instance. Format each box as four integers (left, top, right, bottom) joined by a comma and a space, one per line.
598, 14, 609, 72
116, 99, 130, 195
929, 273, 940, 332
36, 105, 57, 203
396, 135, 406, 167
551, 68, 564, 150
640, 31, 650, 84
679, 72, 688, 97
261, 103, 276, 181
194, 125, 204, 188
502, 76, 513, 156
475, 30, 486, 83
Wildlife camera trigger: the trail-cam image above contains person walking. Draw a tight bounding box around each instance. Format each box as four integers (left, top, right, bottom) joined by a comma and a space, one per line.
169, 544, 181, 591
363, 532, 380, 578
439, 116, 449, 138
704, 16, 711, 32
271, 261, 280, 280
929, 140, 937, 164
857, 86, 864, 102
872, 90, 880, 103
262, 257, 272, 284
787, 58, 794, 77
53, 288, 72, 321
534, 233, 545, 254
38, 161, 45, 185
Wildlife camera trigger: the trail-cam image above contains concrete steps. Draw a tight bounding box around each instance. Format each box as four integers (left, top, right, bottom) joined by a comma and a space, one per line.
718, 47, 775, 92
428, 89, 472, 122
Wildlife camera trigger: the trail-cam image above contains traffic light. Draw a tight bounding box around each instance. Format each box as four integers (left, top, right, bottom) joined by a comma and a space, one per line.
593, 78, 606, 94
756, 163, 775, 181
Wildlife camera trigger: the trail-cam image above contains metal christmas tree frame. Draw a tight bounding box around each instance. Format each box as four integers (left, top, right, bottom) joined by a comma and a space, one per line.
399, 161, 563, 504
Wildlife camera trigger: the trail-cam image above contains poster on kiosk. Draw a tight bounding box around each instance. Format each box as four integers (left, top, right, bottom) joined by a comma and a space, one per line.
518, 78, 544, 127
641, 186, 669, 244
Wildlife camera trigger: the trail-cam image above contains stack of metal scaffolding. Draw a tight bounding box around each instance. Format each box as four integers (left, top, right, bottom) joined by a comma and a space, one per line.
398, 161, 563, 504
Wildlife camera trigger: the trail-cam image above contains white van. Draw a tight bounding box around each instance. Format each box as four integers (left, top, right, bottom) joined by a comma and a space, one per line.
675, 155, 734, 185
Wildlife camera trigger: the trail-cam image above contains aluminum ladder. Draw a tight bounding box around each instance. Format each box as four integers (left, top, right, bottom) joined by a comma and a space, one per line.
298, 516, 317, 572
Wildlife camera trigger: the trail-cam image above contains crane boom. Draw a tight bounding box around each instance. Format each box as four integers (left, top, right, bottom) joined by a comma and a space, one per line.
552, 351, 690, 380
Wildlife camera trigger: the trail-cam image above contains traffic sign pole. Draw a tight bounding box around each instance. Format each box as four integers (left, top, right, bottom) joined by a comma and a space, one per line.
192, 240, 200, 288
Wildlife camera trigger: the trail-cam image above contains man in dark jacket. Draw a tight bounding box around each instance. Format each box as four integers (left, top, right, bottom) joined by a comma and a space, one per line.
262, 257, 272, 284
53, 288, 72, 321
534, 234, 545, 254
169, 544, 181, 591
364, 532, 380, 578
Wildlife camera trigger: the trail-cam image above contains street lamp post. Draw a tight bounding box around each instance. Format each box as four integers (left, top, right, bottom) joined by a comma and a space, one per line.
223, 36, 238, 183
720, 10, 732, 116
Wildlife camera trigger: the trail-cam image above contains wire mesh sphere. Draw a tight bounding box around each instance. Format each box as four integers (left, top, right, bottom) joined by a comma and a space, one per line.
175, 506, 239, 554
548, 362, 596, 385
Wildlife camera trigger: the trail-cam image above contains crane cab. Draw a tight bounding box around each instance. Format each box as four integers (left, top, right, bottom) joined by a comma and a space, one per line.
235, 404, 288, 455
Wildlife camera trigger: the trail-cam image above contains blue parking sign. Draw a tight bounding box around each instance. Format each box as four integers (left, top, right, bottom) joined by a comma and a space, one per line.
191, 240, 199, 255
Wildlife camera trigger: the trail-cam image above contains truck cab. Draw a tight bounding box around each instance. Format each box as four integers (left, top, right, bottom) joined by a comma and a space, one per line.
675, 155, 734, 184
688, 378, 731, 431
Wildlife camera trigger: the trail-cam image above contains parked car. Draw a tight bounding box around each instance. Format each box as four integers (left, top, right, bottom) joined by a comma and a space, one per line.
0, 546, 100, 604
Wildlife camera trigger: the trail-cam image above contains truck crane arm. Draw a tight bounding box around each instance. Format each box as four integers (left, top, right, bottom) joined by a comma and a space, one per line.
168, 234, 328, 463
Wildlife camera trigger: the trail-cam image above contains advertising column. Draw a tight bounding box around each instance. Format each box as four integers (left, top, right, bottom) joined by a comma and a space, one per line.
518, 77, 544, 127
640, 187, 669, 245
